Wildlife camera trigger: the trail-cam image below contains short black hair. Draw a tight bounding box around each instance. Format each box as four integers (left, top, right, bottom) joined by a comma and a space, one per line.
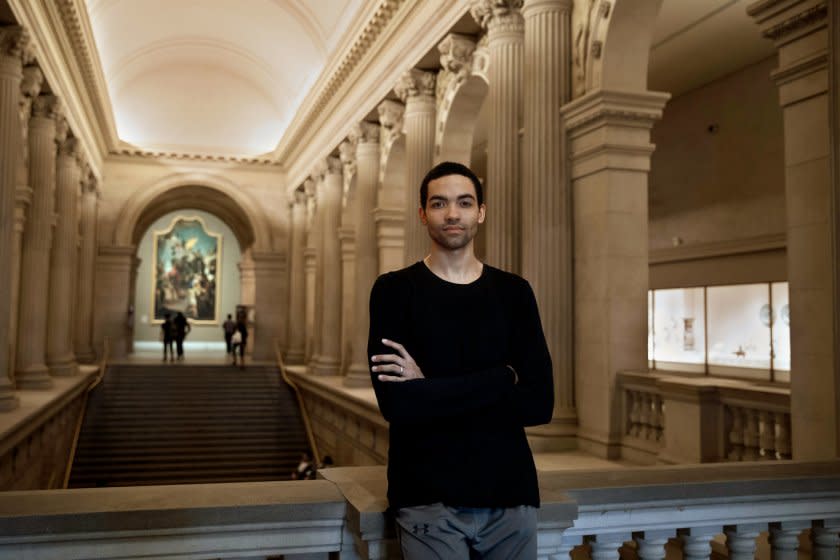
420, 161, 483, 208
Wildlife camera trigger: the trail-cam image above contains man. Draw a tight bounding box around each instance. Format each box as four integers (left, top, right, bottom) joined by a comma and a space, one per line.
222, 314, 236, 355
367, 161, 554, 559
161, 313, 175, 363
173, 311, 191, 361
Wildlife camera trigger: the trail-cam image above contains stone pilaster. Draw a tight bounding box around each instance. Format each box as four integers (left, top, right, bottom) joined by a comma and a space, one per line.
10, 64, 43, 380
338, 138, 357, 375
308, 164, 327, 371
16, 94, 61, 389
238, 249, 256, 357
312, 157, 343, 376
470, 0, 525, 272
394, 68, 436, 266
74, 171, 98, 363
376, 100, 406, 273
521, 0, 576, 449
286, 189, 308, 364
0, 26, 27, 410
46, 133, 81, 377
346, 122, 381, 387
93, 245, 135, 360
561, 89, 669, 458
748, 0, 836, 459
303, 179, 318, 363
251, 251, 286, 362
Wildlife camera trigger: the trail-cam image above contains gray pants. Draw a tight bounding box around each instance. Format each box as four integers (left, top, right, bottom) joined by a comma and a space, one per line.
395, 503, 537, 559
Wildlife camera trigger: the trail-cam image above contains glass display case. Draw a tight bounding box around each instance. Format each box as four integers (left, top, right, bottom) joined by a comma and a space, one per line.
651, 287, 705, 371
647, 281, 789, 382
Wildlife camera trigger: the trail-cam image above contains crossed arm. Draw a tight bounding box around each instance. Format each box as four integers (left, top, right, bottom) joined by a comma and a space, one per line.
367, 274, 554, 427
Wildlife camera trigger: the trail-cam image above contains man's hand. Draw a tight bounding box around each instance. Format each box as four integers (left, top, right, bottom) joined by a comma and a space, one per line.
371, 338, 424, 382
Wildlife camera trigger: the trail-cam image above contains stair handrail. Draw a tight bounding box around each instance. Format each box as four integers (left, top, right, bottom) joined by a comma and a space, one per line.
63, 336, 111, 488
274, 340, 321, 467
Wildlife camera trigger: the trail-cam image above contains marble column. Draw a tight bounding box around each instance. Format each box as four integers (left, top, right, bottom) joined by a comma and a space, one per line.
312, 157, 343, 376
303, 179, 318, 363
46, 133, 81, 377
470, 0, 524, 273
338, 138, 357, 374
308, 165, 327, 370
394, 69, 436, 266
346, 122, 381, 387
251, 252, 285, 361
561, 89, 669, 458
521, 0, 576, 449
286, 189, 308, 364
75, 172, 98, 363
375, 100, 406, 274
748, 0, 837, 458
15, 94, 61, 389
10, 64, 42, 384
0, 26, 27, 410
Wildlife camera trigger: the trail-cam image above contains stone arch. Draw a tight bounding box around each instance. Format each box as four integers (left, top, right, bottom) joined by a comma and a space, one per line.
114, 172, 273, 253
435, 74, 488, 165
575, 0, 662, 95
378, 133, 406, 211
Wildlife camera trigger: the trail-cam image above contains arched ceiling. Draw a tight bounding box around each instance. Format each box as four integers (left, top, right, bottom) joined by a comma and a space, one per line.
84, 0, 364, 157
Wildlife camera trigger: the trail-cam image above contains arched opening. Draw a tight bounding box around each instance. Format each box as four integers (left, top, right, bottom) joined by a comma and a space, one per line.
124, 183, 261, 361
377, 133, 407, 274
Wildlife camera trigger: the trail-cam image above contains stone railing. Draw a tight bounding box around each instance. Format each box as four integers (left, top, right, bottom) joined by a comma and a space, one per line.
0, 461, 838, 559
617, 371, 791, 465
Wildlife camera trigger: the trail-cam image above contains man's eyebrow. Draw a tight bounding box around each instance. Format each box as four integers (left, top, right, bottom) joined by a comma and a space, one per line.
429, 194, 476, 201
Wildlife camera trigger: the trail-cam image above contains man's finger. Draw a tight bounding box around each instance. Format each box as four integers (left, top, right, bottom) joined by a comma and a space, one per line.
371, 353, 401, 364
381, 338, 407, 357
377, 374, 405, 383
372, 363, 403, 373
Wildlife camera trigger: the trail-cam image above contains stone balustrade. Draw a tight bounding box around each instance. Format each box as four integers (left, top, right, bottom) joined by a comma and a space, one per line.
618, 371, 791, 465
0, 461, 837, 559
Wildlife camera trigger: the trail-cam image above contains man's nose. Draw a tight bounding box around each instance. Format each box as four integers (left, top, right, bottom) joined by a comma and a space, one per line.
445, 203, 460, 220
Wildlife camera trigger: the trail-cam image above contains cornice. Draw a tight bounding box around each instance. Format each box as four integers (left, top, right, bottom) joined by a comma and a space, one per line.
649, 233, 787, 265
562, 88, 670, 133
279, 0, 471, 195
747, 1, 828, 42
107, 147, 280, 167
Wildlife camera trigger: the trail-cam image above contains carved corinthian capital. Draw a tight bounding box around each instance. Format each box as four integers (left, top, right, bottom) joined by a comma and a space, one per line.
31, 94, 61, 120
55, 117, 70, 146
394, 68, 436, 102
350, 121, 380, 144
377, 100, 404, 131
0, 26, 28, 59
325, 155, 342, 176
310, 159, 327, 183
294, 188, 307, 206
439, 34, 476, 74
470, 0, 524, 31
58, 135, 81, 160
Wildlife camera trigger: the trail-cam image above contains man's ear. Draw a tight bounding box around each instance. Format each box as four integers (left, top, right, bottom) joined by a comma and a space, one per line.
418, 205, 427, 225
478, 203, 486, 224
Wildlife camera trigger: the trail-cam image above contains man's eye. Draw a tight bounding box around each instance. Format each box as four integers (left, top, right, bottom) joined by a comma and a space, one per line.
459, 200, 473, 207
431, 201, 445, 208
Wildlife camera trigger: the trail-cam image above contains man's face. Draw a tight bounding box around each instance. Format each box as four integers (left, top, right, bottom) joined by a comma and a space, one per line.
419, 174, 486, 251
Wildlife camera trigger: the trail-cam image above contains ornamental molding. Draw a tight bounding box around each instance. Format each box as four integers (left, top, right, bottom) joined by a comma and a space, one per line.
436, 33, 476, 109
748, 1, 828, 42
109, 147, 278, 166
377, 99, 405, 131
572, 0, 611, 99
561, 89, 670, 133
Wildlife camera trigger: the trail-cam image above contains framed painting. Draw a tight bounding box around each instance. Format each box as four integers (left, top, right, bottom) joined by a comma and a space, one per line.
151, 216, 221, 324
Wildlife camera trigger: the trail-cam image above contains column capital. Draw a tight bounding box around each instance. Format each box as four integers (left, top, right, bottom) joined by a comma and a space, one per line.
58, 135, 82, 162
309, 159, 327, 183
470, 0, 524, 32
377, 99, 404, 131
350, 121, 380, 144
303, 177, 316, 197
293, 188, 307, 206
394, 68, 436, 102
438, 33, 476, 74
0, 25, 28, 59
31, 94, 61, 121
325, 155, 342, 176
20, 65, 43, 102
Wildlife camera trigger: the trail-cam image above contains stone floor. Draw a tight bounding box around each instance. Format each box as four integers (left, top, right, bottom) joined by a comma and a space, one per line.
120, 345, 632, 471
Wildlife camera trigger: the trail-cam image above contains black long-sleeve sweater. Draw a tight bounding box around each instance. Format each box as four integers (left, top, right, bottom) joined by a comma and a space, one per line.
367, 261, 554, 510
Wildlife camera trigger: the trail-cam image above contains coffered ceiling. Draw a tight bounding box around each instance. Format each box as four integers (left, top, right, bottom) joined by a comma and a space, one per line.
83, 0, 364, 157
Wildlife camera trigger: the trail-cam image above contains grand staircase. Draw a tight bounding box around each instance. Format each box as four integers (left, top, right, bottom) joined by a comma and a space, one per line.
68, 364, 311, 487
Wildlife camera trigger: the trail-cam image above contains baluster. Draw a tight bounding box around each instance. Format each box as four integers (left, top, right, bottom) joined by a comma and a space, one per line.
743, 409, 761, 461
725, 523, 764, 560
769, 521, 809, 560
628, 391, 640, 437
728, 406, 745, 461
774, 412, 791, 460
589, 532, 630, 560
654, 395, 664, 442
635, 530, 674, 560
640, 393, 652, 440
550, 534, 583, 560
759, 411, 776, 459
680, 526, 722, 560
813, 519, 840, 560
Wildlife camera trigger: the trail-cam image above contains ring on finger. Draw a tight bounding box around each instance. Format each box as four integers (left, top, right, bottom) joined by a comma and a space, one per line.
400, 365, 404, 374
